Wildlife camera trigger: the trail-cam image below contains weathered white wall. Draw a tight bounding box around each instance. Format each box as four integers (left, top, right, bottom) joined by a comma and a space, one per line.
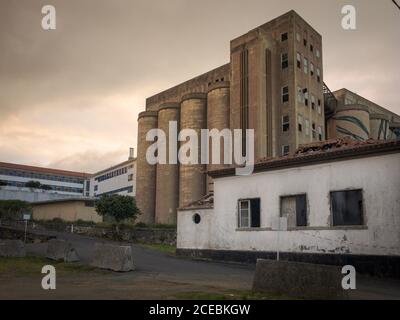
177, 153, 400, 256
177, 208, 213, 249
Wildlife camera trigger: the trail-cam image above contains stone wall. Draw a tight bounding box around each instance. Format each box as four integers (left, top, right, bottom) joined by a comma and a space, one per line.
0, 226, 54, 243
0, 220, 176, 246
72, 225, 176, 245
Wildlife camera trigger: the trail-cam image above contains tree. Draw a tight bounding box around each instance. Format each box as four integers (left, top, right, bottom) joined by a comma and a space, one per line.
25, 180, 41, 189
0, 200, 32, 220
40, 184, 52, 191
95, 195, 140, 224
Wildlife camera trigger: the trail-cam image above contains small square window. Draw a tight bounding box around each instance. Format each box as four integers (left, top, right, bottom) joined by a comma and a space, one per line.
238, 199, 261, 228
281, 194, 307, 227
312, 122, 317, 138
282, 86, 289, 103
281, 32, 288, 42
303, 38, 307, 47
303, 88, 309, 106
298, 114, 303, 132
297, 86, 303, 103
331, 190, 363, 226
281, 53, 288, 69
282, 145, 290, 156
282, 115, 290, 132
296, 52, 301, 69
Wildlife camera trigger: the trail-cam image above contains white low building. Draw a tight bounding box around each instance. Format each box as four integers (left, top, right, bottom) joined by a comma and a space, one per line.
177, 139, 400, 277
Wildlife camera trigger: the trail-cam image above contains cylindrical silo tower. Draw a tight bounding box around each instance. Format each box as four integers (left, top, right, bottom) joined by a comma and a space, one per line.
136, 111, 158, 224
155, 103, 180, 225
206, 81, 230, 193
333, 105, 370, 141
369, 114, 390, 140
179, 93, 207, 208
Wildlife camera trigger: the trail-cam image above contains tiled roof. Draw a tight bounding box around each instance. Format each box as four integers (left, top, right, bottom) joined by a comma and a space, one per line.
0, 162, 90, 178
179, 192, 214, 211
209, 138, 400, 178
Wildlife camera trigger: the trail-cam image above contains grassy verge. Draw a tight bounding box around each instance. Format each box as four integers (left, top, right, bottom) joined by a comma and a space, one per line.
0, 256, 105, 276
174, 289, 290, 300
139, 243, 176, 254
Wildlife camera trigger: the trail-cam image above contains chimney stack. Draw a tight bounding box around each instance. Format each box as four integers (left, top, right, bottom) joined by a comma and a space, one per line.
129, 147, 134, 160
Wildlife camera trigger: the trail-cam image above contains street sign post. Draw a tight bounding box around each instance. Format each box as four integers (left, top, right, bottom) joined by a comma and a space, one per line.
271, 216, 287, 261
23, 213, 31, 243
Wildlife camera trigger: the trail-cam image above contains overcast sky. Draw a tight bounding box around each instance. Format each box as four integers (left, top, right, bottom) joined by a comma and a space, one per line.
0, 0, 399, 173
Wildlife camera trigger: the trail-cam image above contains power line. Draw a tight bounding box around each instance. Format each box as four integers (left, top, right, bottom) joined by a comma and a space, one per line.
393, 0, 400, 11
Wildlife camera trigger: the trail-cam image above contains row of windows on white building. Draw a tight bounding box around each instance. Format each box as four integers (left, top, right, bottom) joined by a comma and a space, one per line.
238, 189, 363, 229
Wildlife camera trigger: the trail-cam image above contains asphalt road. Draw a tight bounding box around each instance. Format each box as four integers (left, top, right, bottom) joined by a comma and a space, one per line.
25, 229, 255, 291
4, 228, 400, 299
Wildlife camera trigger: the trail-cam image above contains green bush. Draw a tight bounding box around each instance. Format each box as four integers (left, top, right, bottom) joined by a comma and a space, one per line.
95, 195, 140, 224
0, 200, 32, 220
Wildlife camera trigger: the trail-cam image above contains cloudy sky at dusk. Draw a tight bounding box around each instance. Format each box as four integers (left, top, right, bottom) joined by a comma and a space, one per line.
1, 0, 399, 173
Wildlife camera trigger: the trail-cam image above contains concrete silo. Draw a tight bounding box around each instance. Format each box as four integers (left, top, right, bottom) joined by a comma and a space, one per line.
206, 81, 230, 193
135, 111, 158, 224
333, 105, 370, 141
155, 103, 180, 224
179, 93, 207, 208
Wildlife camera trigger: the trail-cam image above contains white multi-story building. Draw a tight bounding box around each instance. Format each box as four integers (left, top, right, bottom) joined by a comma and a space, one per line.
0, 161, 89, 202
89, 149, 136, 198
0, 149, 137, 202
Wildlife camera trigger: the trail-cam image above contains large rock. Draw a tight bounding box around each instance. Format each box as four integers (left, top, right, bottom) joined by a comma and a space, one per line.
91, 242, 134, 272
46, 239, 80, 262
252, 259, 348, 299
0, 240, 26, 257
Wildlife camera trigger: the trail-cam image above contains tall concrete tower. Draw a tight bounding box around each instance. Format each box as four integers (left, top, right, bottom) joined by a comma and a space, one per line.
155, 103, 180, 224
135, 10, 328, 223
206, 81, 230, 193
135, 111, 158, 223
179, 93, 207, 208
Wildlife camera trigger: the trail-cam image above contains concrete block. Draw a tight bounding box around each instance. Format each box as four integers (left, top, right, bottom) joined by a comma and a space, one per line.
252, 259, 348, 299
0, 240, 26, 257
46, 239, 80, 262
91, 242, 134, 272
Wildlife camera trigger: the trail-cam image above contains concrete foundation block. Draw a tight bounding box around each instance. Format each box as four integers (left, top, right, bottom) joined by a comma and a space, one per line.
0, 240, 26, 257
252, 259, 348, 299
46, 239, 80, 262
91, 242, 134, 272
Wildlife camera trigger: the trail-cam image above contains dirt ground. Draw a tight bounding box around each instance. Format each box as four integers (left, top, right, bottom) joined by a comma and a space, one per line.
1, 230, 400, 300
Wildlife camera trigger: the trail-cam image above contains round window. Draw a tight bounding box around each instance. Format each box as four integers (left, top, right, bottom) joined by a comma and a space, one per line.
193, 213, 201, 224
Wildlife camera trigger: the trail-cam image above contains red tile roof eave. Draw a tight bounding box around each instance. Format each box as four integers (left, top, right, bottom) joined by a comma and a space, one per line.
208, 140, 400, 179
0, 162, 90, 178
